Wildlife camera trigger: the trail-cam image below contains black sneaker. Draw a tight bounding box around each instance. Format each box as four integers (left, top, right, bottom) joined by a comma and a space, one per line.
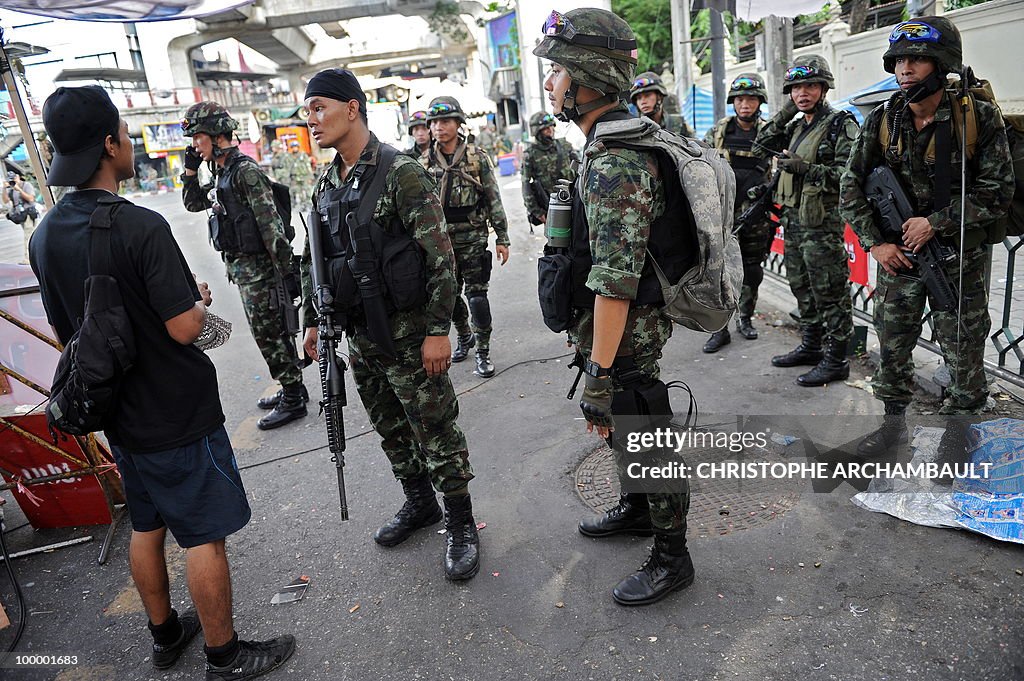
205, 635, 296, 681
152, 609, 202, 669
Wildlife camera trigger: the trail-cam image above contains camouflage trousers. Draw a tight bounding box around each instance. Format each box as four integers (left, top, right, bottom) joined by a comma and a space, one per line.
781, 213, 853, 344
349, 333, 474, 494
450, 227, 494, 352
873, 245, 991, 414
575, 307, 689, 536
737, 218, 775, 318
236, 273, 303, 389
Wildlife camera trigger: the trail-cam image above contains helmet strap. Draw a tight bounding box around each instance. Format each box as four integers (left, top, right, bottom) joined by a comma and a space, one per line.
905, 70, 945, 103
736, 105, 760, 123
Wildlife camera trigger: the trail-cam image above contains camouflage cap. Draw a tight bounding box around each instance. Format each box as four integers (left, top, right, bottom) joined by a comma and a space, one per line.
407, 110, 429, 132
426, 96, 465, 123
782, 55, 834, 93
180, 101, 238, 137
532, 8, 638, 96
883, 16, 962, 75
728, 72, 767, 104
529, 111, 557, 137
630, 71, 667, 101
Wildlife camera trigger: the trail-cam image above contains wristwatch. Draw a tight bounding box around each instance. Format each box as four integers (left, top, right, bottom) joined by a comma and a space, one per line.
584, 359, 612, 378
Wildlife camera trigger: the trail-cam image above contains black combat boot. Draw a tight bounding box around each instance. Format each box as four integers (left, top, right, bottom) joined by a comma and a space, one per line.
256, 384, 307, 430
935, 418, 971, 481
578, 493, 653, 538
702, 328, 731, 353
442, 494, 480, 581
612, 533, 695, 606
772, 325, 825, 367
451, 333, 475, 363
474, 351, 495, 378
373, 474, 443, 547
857, 401, 908, 457
796, 339, 850, 386
736, 315, 758, 340
256, 384, 309, 410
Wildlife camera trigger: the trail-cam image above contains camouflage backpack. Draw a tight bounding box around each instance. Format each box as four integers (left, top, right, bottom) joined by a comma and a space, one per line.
580, 117, 742, 332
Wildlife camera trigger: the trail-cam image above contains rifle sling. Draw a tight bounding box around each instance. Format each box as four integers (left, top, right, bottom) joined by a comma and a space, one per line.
354, 143, 400, 228
933, 117, 952, 212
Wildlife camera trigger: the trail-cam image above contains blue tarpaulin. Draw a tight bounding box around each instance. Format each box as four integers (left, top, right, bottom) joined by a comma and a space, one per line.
833, 76, 899, 123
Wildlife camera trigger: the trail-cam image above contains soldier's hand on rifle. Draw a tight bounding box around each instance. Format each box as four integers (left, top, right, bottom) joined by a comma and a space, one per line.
778, 152, 809, 176
496, 245, 510, 266
183, 145, 203, 174
901, 217, 934, 254
581, 374, 615, 438
870, 243, 914, 276
303, 327, 319, 361
535, 213, 547, 225
421, 335, 452, 377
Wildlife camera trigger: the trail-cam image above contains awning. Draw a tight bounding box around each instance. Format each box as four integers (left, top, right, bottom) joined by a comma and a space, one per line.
54, 67, 148, 86
1, 0, 255, 22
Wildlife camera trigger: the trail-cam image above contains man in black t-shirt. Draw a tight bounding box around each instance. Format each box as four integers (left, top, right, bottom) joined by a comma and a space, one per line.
30, 85, 295, 680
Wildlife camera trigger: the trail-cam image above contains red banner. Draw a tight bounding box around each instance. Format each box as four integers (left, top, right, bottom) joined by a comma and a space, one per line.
768, 218, 872, 287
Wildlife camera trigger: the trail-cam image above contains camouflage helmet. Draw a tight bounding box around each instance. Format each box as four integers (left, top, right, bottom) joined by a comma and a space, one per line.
180, 101, 238, 137
532, 8, 638, 96
529, 111, 557, 137
407, 110, 428, 132
883, 17, 962, 75
728, 72, 767, 104
629, 72, 667, 102
782, 55, 834, 94
426, 96, 465, 123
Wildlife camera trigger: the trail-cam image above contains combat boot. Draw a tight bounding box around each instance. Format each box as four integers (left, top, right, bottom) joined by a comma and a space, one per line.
256, 384, 309, 410
796, 339, 850, 386
736, 316, 758, 340
443, 494, 480, 581
578, 494, 653, 538
612, 534, 695, 606
857, 401, 908, 457
702, 329, 731, 353
256, 384, 307, 430
772, 325, 825, 367
474, 351, 495, 378
374, 474, 443, 546
451, 333, 475, 363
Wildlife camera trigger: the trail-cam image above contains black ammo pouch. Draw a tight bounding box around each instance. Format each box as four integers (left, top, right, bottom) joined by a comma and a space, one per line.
608, 356, 673, 454
378, 220, 426, 311
537, 246, 574, 333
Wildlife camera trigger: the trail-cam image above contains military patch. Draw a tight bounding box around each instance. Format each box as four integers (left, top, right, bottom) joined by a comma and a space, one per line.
595, 173, 622, 193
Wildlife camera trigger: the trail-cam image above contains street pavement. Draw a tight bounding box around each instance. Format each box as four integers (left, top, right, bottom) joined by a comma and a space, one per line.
0, 177, 1021, 681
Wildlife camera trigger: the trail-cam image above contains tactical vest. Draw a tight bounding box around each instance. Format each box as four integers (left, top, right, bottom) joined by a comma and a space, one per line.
209, 152, 265, 255
423, 142, 484, 229
712, 116, 766, 202
775, 108, 850, 228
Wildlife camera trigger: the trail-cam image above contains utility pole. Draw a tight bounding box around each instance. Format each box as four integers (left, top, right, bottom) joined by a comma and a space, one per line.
709, 2, 727, 122
670, 0, 693, 109
762, 15, 793, 116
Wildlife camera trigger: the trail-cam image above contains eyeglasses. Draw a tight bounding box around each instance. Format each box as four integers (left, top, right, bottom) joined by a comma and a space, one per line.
731, 77, 760, 90
207, 187, 225, 216
784, 65, 818, 82
540, 10, 638, 55
429, 102, 457, 116
889, 21, 942, 44
632, 76, 656, 89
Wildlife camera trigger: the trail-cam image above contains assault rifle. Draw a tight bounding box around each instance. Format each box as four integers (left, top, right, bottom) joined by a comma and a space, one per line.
528, 179, 549, 225
273, 255, 302, 360
735, 169, 781, 233
863, 166, 959, 313
305, 212, 350, 521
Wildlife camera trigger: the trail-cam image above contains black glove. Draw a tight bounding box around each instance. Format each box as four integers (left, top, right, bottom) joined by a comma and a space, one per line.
778, 152, 809, 175
283, 273, 301, 301
580, 374, 615, 430
184, 145, 203, 172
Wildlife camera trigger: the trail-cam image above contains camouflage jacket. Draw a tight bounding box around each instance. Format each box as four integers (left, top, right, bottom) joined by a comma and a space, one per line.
420, 139, 510, 245
568, 108, 667, 354
521, 137, 578, 220
181, 147, 294, 281
840, 93, 1013, 251
300, 133, 457, 340
270, 152, 290, 184
288, 152, 315, 183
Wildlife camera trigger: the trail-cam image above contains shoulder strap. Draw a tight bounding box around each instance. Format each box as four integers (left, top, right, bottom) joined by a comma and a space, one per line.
355, 143, 400, 226
88, 195, 129, 277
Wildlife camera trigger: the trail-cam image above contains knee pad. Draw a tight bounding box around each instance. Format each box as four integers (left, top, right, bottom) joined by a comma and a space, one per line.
468, 293, 492, 328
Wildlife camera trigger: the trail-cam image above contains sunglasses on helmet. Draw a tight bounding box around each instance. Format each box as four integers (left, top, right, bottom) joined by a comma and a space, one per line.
410, 111, 427, 120
541, 11, 638, 55
538, 113, 556, 126
889, 21, 942, 45
731, 77, 759, 90
784, 65, 819, 82
429, 102, 457, 116
632, 76, 656, 89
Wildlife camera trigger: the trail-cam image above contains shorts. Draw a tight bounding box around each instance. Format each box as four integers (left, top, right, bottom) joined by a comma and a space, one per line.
110, 425, 252, 548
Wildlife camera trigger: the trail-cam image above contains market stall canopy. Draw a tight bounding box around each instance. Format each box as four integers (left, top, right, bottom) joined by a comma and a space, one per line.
0, 0, 255, 22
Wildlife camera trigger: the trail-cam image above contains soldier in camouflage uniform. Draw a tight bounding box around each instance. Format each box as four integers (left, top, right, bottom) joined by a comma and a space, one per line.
287, 140, 315, 212
269, 139, 290, 185
180, 102, 308, 430
420, 96, 511, 378
840, 17, 1012, 454
403, 110, 431, 159
703, 73, 774, 352
754, 55, 858, 386
629, 71, 696, 138
535, 7, 694, 606
299, 68, 480, 580
521, 110, 578, 233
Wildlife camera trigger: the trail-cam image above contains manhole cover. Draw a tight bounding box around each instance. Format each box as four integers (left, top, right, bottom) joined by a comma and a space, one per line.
575, 445, 799, 538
